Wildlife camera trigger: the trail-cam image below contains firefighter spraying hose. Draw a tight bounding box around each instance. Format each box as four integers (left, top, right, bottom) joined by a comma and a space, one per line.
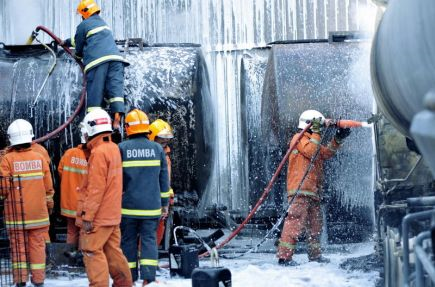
221, 123, 336, 260
199, 111, 369, 260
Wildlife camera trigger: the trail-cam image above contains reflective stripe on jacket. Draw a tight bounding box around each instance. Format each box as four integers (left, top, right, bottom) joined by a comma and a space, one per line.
0, 148, 54, 230
80, 134, 123, 226
286, 132, 340, 198
119, 135, 170, 219
58, 145, 89, 218
67, 14, 128, 73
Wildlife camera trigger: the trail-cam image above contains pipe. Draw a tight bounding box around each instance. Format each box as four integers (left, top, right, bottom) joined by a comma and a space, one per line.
27, 26, 86, 144
325, 119, 372, 129
402, 210, 434, 287
31, 38, 57, 112
415, 231, 433, 287
199, 123, 313, 258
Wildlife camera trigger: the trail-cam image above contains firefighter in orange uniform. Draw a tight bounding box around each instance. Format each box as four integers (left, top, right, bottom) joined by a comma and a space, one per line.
277, 110, 351, 266
78, 109, 132, 287
58, 123, 89, 247
0, 119, 54, 287
149, 119, 174, 247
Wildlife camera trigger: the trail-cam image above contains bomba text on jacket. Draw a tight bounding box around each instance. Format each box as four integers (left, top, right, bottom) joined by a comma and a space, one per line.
126, 149, 156, 158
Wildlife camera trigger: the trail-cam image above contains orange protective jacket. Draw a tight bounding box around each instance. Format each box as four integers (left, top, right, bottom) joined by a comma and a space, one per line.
164, 146, 174, 198
286, 132, 340, 199
58, 145, 89, 218
78, 133, 123, 227
31, 143, 51, 166
0, 147, 54, 229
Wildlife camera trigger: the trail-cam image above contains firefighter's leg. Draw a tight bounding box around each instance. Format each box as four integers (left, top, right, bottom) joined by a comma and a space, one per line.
66, 217, 80, 247
80, 226, 111, 287
307, 199, 323, 260
104, 226, 132, 287
86, 63, 109, 112
139, 218, 159, 282
277, 196, 309, 260
104, 61, 125, 115
120, 217, 139, 282
28, 227, 48, 284
8, 229, 28, 284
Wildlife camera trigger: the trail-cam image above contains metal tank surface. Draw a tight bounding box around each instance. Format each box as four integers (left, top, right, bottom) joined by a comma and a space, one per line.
0, 43, 213, 231
371, 0, 435, 138
372, 1, 435, 286
242, 41, 375, 243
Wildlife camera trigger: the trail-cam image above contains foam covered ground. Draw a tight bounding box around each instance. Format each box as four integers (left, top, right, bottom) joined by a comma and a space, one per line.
45, 242, 379, 287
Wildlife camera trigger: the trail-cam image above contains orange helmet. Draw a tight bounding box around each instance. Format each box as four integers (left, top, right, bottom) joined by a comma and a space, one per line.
77, 0, 101, 19
149, 119, 174, 141
125, 109, 150, 136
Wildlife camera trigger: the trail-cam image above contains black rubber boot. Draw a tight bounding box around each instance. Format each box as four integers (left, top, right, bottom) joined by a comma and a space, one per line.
309, 255, 330, 263
278, 258, 299, 266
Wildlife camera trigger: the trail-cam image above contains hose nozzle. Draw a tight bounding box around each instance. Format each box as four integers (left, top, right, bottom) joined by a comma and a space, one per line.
325, 119, 372, 128
26, 30, 39, 45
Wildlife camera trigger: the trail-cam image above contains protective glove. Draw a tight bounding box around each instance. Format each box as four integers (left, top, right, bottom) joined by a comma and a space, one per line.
83, 220, 94, 233
311, 118, 323, 134
335, 128, 351, 143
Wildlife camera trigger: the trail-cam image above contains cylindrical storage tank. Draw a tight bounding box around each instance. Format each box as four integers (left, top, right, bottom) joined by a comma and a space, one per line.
371, 0, 435, 137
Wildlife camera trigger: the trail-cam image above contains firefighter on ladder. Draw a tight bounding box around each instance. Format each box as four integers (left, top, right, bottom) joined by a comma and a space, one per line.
119, 109, 170, 286
148, 119, 175, 248
62, 0, 129, 130
58, 123, 89, 249
0, 119, 54, 287
277, 110, 351, 266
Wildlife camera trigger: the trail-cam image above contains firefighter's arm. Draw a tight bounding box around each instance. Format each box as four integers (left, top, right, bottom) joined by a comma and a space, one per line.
297, 133, 322, 159
73, 23, 87, 58
320, 138, 340, 160
58, 152, 66, 180
0, 156, 11, 199
42, 158, 55, 211
82, 151, 107, 222
159, 149, 170, 209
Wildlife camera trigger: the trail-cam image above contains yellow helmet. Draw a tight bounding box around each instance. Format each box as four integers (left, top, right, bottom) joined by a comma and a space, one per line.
149, 119, 174, 141
77, 0, 101, 19
125, 109, 150, 136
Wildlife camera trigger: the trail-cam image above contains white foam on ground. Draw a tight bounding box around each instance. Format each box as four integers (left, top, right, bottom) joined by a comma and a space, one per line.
45, 242, 379, 287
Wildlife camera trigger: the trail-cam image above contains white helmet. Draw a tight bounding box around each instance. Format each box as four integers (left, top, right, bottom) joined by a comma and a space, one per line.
83, 108, 112, 138
79, 121, 87, 144
298, 110, 325, 130
7, 119, 34, 146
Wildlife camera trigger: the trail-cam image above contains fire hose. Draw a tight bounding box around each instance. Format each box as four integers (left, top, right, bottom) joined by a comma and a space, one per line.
26, 26, 86, 144
199, 119, 371, 258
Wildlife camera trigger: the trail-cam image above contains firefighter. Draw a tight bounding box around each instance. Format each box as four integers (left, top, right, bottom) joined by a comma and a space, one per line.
119, 110, 170, 286
277, 110, 351, 266
62, 0, 129, 130
148, 119, 175, 247
78, 109, 132, 287
58, 123, 89, 248
0, 119, 54, 287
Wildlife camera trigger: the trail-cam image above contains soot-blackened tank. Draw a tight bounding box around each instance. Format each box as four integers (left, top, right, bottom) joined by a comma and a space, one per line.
0, 43, 213, 229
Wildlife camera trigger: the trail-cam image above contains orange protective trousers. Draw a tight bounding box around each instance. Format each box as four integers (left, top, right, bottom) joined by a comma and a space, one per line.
277, 196, 322, 260
66, 217, 80, 246
80, 225, 132, 287
8, 227, 48, 284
